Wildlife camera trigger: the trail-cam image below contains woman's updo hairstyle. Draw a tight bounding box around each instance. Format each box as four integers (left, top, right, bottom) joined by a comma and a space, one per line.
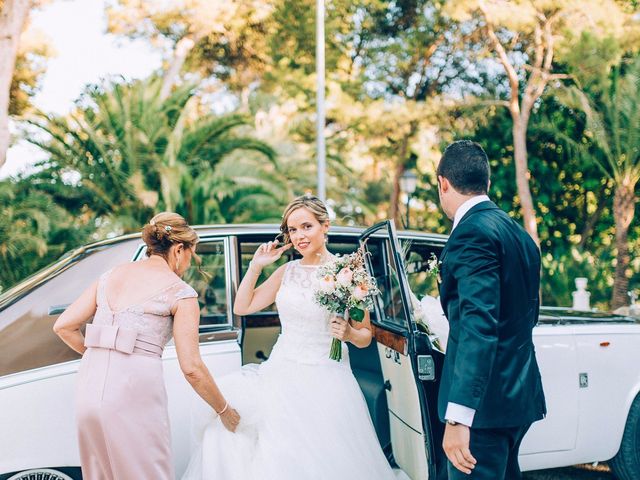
142, 212, 199, 262
279, 194, 330, 244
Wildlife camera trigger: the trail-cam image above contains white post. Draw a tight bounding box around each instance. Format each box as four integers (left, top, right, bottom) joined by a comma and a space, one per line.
316, 0, 326, 201
572, 277, 591, 311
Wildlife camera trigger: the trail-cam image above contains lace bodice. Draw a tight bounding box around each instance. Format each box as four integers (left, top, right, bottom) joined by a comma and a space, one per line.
272, 260, 347, 365
92, 270, 198, 347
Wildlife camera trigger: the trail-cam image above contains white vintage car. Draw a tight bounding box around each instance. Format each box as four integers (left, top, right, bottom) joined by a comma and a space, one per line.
0, 221, 638, 480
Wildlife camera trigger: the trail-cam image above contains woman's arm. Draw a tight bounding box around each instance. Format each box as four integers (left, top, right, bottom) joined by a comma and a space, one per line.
173, 297, 240, 432
52, 281, 99, 354
233, 241, 291, 315
330, 310, 373, 348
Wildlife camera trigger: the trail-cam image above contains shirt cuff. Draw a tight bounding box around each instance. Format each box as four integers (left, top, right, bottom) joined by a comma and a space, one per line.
445, 402, 476, 427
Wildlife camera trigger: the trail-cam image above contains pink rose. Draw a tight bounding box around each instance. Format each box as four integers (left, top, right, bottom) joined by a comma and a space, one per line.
336, 267, 354, 286
353, 284, 368, 301
319, 274, 336, 293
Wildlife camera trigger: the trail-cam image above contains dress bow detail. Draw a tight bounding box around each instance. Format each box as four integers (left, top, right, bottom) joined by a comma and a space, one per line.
84, 323, 138, 354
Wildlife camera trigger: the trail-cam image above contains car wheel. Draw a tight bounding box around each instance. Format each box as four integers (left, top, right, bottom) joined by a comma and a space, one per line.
6, 469, 74, 480
610, 394, 640, 480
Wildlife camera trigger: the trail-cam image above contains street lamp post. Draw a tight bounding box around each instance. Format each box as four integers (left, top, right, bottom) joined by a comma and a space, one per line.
316, 0, 326, 201
400, 170, 418, 229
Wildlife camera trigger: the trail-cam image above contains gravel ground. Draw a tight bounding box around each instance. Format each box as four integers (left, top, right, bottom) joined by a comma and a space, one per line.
523, 464, 615, 480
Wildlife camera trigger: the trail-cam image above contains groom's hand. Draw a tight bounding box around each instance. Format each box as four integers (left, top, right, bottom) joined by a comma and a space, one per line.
443, 423, 476, 474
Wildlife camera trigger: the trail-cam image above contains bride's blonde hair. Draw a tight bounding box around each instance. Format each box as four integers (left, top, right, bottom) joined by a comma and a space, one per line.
279, 194, 329, 244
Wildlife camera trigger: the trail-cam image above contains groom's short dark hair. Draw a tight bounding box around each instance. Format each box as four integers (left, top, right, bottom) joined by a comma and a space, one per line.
437, 140, 490, 195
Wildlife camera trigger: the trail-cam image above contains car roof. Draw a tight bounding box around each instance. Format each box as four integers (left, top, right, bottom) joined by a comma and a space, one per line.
0, 223, 448, 310
192, 223, 449, 242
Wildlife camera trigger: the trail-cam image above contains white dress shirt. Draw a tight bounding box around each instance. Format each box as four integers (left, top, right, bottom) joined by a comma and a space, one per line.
451, 194, 490, 232
445, 194, 490, 427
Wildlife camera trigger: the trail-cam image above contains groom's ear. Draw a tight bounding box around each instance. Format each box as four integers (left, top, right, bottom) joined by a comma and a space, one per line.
437, 175, 448, 193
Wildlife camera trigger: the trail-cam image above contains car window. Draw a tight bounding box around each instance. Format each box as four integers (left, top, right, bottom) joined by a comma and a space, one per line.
400, 239, 443, 301
358, 231, 409, 333
183, 239, 230, 329
0, 239, 142, 377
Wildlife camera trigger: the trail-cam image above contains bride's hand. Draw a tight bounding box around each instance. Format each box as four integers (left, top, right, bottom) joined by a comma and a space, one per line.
220, 407, 241, 433
330, 316, 352, 342
251, 240, 292, 269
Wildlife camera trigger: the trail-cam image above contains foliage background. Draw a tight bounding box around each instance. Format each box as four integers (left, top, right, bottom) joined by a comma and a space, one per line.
1, 0, 639, 310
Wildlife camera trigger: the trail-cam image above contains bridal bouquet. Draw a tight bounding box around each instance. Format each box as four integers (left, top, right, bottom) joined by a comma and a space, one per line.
314, 245, 380, 361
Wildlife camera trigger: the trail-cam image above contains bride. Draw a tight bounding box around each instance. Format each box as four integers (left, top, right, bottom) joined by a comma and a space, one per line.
182, 194, 397, 480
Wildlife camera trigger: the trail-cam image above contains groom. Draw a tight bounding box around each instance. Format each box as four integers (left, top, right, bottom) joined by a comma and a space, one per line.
436, 140, 546, 479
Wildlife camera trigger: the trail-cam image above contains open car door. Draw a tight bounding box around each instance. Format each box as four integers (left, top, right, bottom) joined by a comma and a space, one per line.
359, 221, 443, 480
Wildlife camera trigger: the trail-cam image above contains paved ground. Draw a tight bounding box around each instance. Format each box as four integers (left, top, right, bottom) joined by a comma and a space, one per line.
523, 464, 614, 480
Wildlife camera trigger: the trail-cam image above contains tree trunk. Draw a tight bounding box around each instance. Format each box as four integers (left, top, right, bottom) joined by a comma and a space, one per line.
390, 160, 405, 228
240, 86, 251, 113
0, 0, 30, 169
511, 115, 540, 246
578, 190, 606, 251
160, 34, 198, 100
611, 179, 637, 309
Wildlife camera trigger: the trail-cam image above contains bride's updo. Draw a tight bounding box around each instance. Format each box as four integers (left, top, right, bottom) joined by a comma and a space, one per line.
279, 194, 330, 244
141, 212, 199, 261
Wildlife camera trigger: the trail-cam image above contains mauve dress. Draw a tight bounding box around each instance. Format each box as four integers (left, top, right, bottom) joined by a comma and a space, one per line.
76, 269, 197, 480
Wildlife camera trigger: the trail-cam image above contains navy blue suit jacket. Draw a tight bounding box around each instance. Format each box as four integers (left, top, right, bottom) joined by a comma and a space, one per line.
437, 200, 547, 428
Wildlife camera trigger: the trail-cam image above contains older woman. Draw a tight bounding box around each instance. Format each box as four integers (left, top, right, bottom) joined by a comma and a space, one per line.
54, 212, 239, 480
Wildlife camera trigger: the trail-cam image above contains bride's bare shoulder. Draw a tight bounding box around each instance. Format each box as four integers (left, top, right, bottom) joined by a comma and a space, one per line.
274, 261, 294, 277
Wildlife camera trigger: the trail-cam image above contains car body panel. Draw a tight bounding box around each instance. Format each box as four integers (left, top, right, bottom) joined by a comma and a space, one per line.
0, 338, 241, 477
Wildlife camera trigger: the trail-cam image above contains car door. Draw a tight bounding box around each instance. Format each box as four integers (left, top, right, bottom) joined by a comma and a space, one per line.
519, 317, 579, 461
360, 221, 442, 480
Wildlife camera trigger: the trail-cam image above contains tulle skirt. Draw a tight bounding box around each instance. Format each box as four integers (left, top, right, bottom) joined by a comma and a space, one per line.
182, 349, 397, 480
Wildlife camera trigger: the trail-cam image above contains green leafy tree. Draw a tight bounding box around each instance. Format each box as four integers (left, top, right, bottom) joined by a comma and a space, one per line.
0, 178, 91, 291
554, 54, 640, 308
446, 0, 637, 245
1, 0, 52, 168
28, 77, 279, 231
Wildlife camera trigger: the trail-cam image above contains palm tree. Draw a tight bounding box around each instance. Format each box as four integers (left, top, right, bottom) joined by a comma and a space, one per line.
0, 179, 89, 290
27, 77, 280, 230
556, 58, 640, 308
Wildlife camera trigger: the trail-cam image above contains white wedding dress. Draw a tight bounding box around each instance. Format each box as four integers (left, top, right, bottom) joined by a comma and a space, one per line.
182, 260, 398, 480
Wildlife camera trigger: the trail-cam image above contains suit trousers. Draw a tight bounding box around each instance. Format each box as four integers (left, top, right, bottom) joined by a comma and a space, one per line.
447, 424, 531, 480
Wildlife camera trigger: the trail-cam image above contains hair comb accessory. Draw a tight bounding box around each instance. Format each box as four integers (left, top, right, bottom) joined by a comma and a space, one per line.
165, 225, 172, 232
